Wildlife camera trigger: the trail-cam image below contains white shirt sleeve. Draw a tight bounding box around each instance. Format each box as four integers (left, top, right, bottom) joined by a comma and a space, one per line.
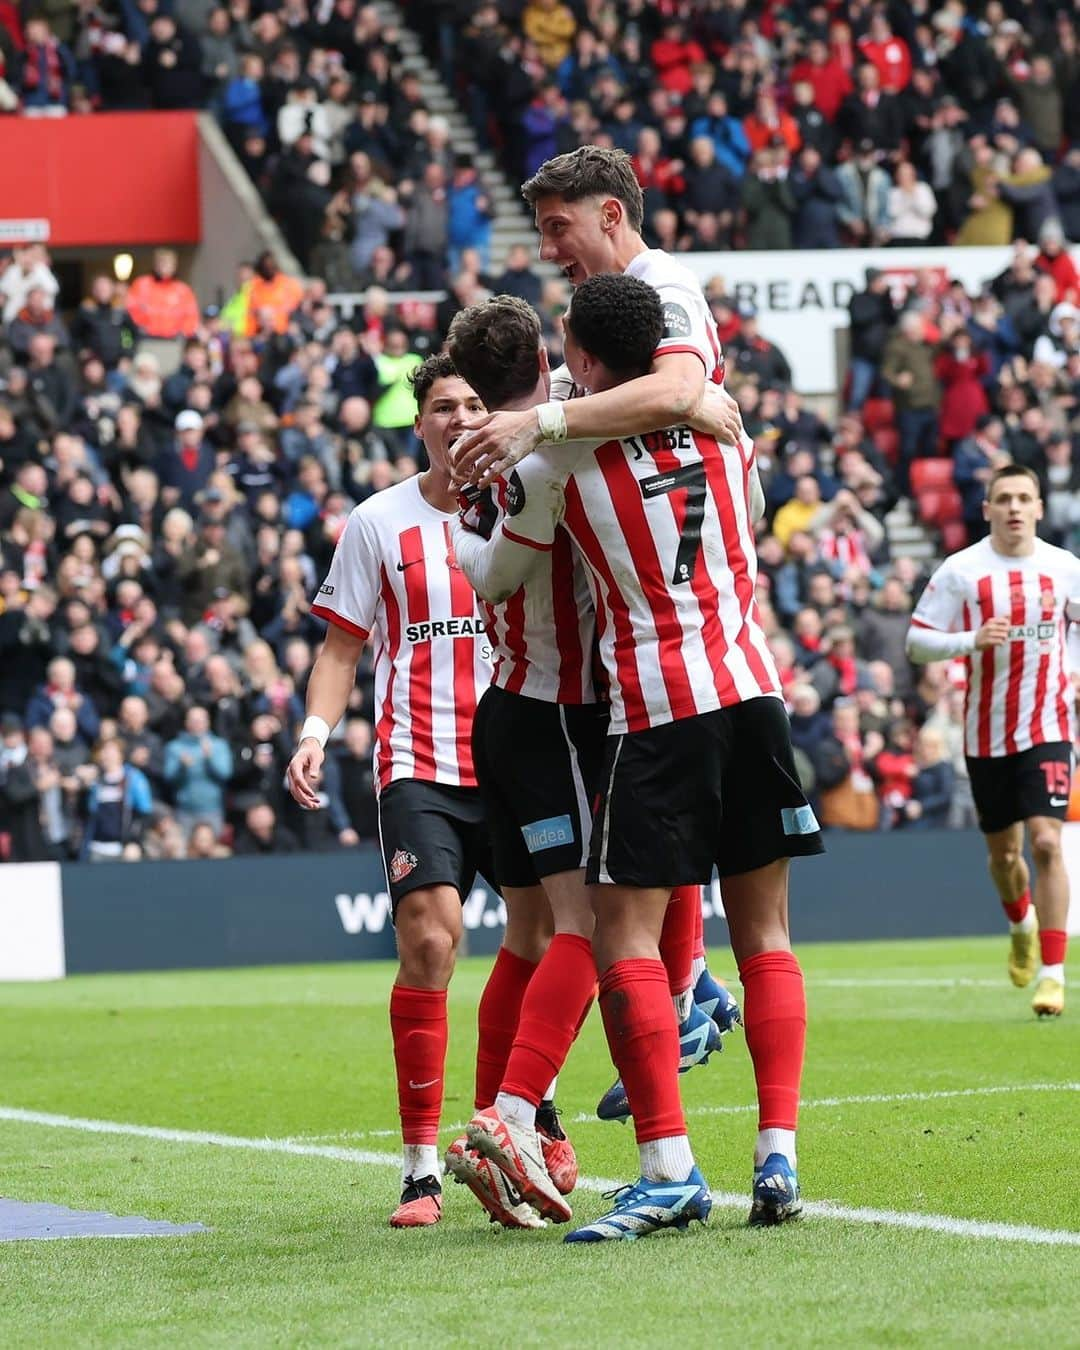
311, 507, 380, 639
907, 561, 975, 662
451, 443, 595, 603
652, 279, 716, 374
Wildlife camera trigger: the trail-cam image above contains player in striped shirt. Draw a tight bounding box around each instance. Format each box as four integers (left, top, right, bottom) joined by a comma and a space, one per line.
907, 464, 1080, 1017
441, 297, 741, 1229
455, 273, 823, 1241
286, 355, 554, 1229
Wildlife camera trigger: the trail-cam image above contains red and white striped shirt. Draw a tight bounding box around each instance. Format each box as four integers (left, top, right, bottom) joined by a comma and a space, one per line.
561, 426, 781, 734
311, 477, 492, 793
453, 455, 598, 705
911, 537, 1080, 758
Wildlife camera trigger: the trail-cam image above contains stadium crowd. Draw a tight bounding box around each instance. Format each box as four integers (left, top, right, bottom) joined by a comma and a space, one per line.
3, 1, 1080, 280
1, 0, 1080, 862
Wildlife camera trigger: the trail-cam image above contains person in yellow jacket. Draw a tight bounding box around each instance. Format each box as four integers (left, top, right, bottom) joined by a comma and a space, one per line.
220, 262, 254, 336
522, 0, 576, 67
244, 251, 304, 336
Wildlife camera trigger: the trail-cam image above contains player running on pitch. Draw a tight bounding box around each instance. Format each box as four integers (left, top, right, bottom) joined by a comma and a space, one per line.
907, 464, 1080, 1017
457, 272, 823, 1241
286, 355, 553, 1229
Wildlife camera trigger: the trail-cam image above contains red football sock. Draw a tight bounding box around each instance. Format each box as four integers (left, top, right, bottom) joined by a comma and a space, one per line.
740, 950, 806, 1132
1002, 889, 1030, 924
474, 946, 537, 1109
598, 958, 685, 1144
501, 933, 597, 1106
1040, 929, 1067, 967
390, 984, 448, 1146
692, 887, 707, 963
660, 885, 697, 996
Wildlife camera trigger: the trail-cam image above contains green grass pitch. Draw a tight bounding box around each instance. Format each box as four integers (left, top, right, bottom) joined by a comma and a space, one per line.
1, 936, 1078, 1348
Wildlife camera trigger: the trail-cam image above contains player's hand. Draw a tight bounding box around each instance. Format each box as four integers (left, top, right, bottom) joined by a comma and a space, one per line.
452, 409, 543, 488
975, 616, 1010, 649
689, 384, 744, 446
287, 740, 325, 810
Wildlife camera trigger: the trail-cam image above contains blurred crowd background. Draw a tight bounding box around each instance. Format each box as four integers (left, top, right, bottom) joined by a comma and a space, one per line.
1, 0, 1079, 861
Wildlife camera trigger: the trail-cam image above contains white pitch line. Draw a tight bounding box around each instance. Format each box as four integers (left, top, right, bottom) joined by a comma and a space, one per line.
1, 1104, 1079, 1248
287, 1082, 1080, 1139
808, 978, 1004, 988
570, 1080, 1080, 1125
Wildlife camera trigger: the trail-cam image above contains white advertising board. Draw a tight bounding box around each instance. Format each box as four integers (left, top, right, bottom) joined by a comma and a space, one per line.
677, 245, 1073, 394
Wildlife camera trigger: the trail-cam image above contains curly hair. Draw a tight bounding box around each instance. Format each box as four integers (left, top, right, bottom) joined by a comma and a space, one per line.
564, 273, 663, 378
447, 295, 542, 410
522, 146, 645, 234
409, 352, 458, 414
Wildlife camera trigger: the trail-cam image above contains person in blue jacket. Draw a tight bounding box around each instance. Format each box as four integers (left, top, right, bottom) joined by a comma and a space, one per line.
81, 738, 154, 860
163, 704, 233, 838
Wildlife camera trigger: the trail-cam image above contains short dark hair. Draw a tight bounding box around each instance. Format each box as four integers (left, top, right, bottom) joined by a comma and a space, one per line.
565, 273, 663, 379
447, 296, 541, 409
522, 146, 645, 233
986, 462, 1040, 498
409, 352, 458, 414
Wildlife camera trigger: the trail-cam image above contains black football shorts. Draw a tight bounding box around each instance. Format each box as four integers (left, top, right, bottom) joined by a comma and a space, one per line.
377, 778, 497, 916
966, 741, 1073, 834
587, 695, 825, 887
471, 683, 608, 888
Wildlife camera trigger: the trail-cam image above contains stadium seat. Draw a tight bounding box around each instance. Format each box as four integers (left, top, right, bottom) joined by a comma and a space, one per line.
940, 520, 968, 554
909, 459, 955, 493
861, 398, 895, 433
916, 488, 964, 527
871, 427, 900, 463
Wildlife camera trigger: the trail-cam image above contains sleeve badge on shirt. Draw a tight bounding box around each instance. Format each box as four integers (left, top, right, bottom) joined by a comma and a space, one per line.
662, 302, 692, 339
389, 848, 419, 883
504, 470, 526, 516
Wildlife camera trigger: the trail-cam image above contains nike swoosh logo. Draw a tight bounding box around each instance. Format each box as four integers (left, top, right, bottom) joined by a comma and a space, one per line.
397, 559, 422, 571
1049, 797, 1068, 807
408, 1078, 439, 1090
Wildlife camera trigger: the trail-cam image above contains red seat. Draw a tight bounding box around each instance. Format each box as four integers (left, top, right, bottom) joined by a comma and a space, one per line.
909, 458, 955, 493
872, 427, 900, 463
940, 520, 968, 554
862, 398, 895, 433
917, 487, 963, 526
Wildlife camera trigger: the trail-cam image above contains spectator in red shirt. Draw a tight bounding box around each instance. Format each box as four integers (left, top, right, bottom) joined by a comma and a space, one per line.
631, 126, 686, 198
126, 249, 199, 340
829, 18, 857, 73
934, 325, 990, 451
650, 18, 706, 98
857, 13, 912, 94
790, 37, 853, 124
1034, 219, 1080, 304
743, 91, 801, 157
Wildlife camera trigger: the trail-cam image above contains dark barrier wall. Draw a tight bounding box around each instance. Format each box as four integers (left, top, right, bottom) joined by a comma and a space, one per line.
59, 830, 1000, 975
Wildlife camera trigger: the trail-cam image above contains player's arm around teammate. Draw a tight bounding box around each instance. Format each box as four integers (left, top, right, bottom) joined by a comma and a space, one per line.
452, 147, 745, 487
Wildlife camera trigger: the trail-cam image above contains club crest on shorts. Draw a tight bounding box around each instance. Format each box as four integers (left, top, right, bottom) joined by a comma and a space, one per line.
389, 848, 419, 883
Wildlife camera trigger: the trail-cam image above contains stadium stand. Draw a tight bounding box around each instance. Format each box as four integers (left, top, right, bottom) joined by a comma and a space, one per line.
1, 0, 1079, 861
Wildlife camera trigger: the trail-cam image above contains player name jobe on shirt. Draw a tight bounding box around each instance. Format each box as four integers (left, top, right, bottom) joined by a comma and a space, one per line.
559, 418, 780, 735
312, 476, 493, 792
911, 536, 1080, 758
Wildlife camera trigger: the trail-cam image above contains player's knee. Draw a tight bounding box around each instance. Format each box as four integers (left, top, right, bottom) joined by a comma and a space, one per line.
400, 923, 459, 984
988, 847, 1021, 875
1030, 830, 1061, 871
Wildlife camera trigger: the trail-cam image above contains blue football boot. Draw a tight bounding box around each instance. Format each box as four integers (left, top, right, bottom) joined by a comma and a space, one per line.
565, 1168, 712, 1243
749, 1152, 803, 1227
